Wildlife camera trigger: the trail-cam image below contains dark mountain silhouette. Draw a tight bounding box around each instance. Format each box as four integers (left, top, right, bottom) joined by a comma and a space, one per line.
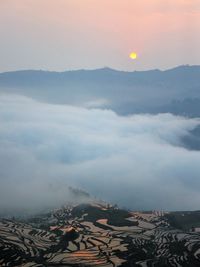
0, 65, 200, 116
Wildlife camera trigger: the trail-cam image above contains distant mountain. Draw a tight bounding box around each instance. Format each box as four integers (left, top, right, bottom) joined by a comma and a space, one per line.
0, 65, 200, 116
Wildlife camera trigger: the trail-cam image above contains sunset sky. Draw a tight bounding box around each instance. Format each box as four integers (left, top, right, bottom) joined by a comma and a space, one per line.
0, 0, 200, 72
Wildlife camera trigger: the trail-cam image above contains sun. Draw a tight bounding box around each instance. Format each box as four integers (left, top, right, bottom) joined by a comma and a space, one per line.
129, 52, 137, 60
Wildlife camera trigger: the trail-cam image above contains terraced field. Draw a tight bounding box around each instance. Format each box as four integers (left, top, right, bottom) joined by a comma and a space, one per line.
0, 204, 200, 266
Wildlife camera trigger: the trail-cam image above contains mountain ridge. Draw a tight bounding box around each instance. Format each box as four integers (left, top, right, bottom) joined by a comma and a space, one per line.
1, 64, 200, 75
0, 65, 200, 120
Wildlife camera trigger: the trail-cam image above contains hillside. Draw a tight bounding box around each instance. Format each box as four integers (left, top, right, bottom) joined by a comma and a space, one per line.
1, 203, 200, 266
0, 65, 200, 117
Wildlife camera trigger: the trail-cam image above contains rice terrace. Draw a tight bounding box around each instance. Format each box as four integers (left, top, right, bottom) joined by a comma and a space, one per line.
1, 202, 200, 266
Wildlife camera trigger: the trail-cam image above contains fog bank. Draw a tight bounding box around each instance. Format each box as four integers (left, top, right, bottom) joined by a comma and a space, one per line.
0, 94, 200, 213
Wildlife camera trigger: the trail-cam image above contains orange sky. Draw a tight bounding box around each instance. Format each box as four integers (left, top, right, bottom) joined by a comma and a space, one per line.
0, 0, 200, 71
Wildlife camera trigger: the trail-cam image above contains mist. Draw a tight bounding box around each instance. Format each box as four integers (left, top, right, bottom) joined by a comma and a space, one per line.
0, 94, 200, 214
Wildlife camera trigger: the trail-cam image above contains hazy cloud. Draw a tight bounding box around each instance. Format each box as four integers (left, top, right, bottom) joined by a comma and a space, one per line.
0, 94, 200, 213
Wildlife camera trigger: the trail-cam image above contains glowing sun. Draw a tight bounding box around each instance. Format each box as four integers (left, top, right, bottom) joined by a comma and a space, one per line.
129, 52, 137, 60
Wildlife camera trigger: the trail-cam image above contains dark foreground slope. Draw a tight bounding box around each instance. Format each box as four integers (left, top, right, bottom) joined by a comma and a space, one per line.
1, 203, 200, 267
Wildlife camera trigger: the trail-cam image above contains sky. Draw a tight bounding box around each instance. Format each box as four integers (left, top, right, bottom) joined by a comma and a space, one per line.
0, 0, 200, 72
0, 94, 200, 213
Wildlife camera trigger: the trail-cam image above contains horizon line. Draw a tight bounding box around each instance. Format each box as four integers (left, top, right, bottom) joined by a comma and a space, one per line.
0, 64, 200, 75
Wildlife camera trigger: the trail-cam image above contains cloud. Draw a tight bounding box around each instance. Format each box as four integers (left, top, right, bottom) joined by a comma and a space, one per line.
83, 98, 109, 109
0, 94, 200, 214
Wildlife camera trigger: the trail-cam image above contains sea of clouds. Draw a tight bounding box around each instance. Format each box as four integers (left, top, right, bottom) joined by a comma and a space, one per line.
0, 94, 200, 214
